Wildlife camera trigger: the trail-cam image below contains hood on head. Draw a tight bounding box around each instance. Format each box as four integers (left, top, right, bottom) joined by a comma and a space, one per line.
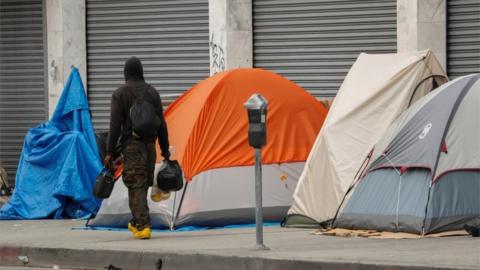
124, 57, 144, 82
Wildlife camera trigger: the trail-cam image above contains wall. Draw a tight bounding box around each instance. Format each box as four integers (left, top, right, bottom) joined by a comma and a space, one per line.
44, 0, 449, 99
209, 0, 253, 75
397, 0, 447, 70
46, 0, 87, 117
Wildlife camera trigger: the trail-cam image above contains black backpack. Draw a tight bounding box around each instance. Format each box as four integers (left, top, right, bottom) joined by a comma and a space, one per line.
129, 93, 161, 139
156, 160, 184, 191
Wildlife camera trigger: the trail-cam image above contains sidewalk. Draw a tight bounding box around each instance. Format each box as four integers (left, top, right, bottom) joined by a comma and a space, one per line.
0, 220, 478, 270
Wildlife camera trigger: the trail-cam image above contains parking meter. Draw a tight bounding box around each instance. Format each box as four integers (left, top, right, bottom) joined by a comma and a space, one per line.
243, 94, 269, 250
244, 94, 268, 148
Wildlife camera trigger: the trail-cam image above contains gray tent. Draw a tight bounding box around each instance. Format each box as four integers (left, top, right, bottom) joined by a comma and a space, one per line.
335, 74, 480, 235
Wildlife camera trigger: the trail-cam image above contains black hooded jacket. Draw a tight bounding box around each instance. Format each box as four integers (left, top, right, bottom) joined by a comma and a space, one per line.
107, 57, 170, 159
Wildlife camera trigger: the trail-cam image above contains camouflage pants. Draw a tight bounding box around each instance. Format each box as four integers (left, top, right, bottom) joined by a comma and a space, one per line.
122, 138, 156, 230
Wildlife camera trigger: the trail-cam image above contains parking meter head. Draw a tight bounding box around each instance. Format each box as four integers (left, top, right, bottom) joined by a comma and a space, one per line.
244, 94, 268, 149
243, 94, 268, 110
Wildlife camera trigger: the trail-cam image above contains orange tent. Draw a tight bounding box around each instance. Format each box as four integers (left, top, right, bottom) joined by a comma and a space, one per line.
90, 68, 328, 229
159, 68, 328, 180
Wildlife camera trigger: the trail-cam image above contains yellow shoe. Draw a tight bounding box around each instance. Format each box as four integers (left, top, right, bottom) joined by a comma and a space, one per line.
134, 227, 151, 239
128, 222, 138, 234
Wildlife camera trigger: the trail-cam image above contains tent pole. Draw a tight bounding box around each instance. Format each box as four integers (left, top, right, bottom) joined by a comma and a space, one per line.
170, 190, 177, 231
172, 181, 188, 230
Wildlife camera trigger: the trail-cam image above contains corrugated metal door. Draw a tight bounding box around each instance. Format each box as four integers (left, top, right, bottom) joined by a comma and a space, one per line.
447, 0, 480, 78
253, 0, 397, 97
86, 0, 210, 131
0, 0, 47, 185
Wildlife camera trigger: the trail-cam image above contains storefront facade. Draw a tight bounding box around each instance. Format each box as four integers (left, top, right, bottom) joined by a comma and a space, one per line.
0, 0, 478, 185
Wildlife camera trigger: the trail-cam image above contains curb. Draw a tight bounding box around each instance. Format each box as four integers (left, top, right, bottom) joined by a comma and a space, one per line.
0, 246, 471, 270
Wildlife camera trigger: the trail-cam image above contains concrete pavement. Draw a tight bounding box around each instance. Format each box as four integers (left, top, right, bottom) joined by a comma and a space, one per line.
0, 220, 478, 270
0, 265, 75, 270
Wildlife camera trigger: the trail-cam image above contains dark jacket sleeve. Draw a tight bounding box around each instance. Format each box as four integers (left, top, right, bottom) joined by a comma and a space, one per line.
107, 92, 124, 158
155, 92, 170, 159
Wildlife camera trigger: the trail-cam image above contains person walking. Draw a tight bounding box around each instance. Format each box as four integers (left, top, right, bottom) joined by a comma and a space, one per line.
104, 57, 170, 239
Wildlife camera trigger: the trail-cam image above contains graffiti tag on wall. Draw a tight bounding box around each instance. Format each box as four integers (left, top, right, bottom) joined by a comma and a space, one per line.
209, 34, 225, 74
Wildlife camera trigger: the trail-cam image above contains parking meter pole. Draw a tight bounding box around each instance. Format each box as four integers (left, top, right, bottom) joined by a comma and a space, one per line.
254, 148, 267, 250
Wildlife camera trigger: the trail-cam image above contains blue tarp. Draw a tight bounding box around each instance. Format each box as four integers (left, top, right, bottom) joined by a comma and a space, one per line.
0, 68, 102, 220
76, 222, 281, 233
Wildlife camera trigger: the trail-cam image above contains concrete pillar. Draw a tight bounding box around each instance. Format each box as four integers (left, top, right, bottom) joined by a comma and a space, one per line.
397, 0, 447, 70
45, 0, 87, 117
209, 0, 252, 75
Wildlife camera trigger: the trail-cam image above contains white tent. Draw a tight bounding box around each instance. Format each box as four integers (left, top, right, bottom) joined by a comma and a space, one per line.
285, 50, 447, 227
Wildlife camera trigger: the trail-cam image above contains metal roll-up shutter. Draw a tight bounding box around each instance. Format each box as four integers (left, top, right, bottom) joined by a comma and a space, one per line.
447, 0, 480, 78
0, 0, 47, 185
87, 0, 209, 131
253, 0, 397, 97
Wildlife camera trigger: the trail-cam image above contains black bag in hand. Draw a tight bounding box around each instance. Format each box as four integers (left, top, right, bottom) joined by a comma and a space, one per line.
156, 160, 183, 191
93, 168, 115, 199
